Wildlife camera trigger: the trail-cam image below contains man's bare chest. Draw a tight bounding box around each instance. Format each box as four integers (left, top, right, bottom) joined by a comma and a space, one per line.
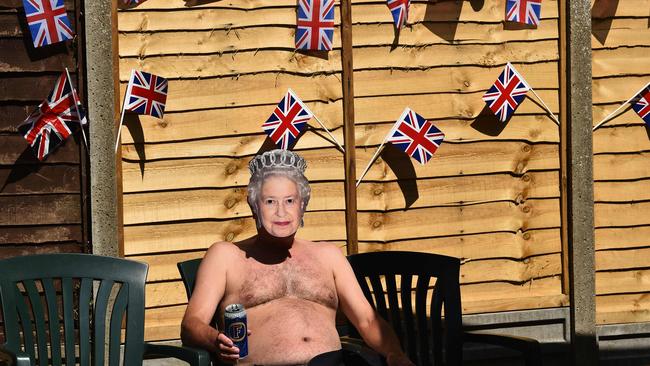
232, 257, 338, 310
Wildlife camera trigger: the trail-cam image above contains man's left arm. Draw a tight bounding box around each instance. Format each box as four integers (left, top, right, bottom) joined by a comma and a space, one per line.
325, 245, 414, 366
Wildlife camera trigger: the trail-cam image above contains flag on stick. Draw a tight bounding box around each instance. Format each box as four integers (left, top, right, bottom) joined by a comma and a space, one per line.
18, 72, 84, 160
295, 0, 335, 51
482, 62, 530, 123
263, 90, 313, 149
592, 82, 650, 131
356, 107, 444, 186
23, 0, 74, 47
115, 70, 168, 152
387, 0, 409, 30
506, 0, 542, 26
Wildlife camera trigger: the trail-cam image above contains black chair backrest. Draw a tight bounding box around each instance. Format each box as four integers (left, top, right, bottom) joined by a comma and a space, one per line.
0, 253, 148, 366
177, 258, 202, 299
347, 251, 462, 366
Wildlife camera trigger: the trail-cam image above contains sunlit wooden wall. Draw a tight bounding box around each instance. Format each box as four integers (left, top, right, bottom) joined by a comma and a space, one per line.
592, 0, 650, 325
117, 0, 565, 341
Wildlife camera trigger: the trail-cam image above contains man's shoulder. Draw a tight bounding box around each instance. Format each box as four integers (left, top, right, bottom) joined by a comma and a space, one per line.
205, 241, 242, 262
299, 240, 345, 260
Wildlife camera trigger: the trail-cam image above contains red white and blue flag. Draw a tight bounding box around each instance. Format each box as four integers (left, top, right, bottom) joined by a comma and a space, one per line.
124, 70, 168, 119
482, 63, 530, 122
23, 0, 74, 47
18, 72, 84, 161
631, 83, 650, 125
506, 0, 542, 26
295, 0, 335, 51
122, 0, 147, 5
387, 108, 444, 165
387, 0, 409, 30
262, 89, 313, 150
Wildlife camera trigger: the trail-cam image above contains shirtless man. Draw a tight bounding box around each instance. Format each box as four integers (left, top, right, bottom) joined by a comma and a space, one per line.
181, 149, 413, 366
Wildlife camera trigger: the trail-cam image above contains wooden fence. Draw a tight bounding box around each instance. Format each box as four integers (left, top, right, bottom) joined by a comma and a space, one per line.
592, 0, 650, 325
117, 0, 566, 341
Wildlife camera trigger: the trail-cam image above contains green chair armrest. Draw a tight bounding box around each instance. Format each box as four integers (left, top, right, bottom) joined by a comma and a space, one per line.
463, 331, 542, 366
0, 346, 31, 366
144, 343, 211, 366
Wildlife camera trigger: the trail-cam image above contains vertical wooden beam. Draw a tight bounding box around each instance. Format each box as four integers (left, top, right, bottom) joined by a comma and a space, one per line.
558, 0, 569, 296
84, 0, 122, 257
565, 0, 598, 364
75, 0, 90, 253
339, 0, 358, 254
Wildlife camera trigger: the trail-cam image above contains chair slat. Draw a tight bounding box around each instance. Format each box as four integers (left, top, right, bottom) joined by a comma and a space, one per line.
43, 278, 63, 366
109, 284, 128, 366
431, 285, 444, 366
24, 279, 49, 366
368, 275, 388, 320
93, 279, 114, 366
79, 278, 92, 366
384, 275, 403, 342
14, 286, 36, 362
399, 274, 417, 361
61, 278, 76, 366
415, 275, 430, 366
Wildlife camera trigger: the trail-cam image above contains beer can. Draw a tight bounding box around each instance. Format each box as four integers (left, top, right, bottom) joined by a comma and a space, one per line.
224, 303, 248, 359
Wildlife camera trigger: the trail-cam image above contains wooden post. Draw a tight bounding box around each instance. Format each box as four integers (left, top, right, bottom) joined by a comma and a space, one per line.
559, 0, 570, 297
339, 0, 358, 254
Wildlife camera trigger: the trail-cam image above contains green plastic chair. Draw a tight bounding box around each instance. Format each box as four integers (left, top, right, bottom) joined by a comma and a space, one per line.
0, 253, 210, 366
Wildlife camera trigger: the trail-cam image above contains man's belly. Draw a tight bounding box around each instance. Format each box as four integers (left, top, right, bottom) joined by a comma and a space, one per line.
240, 297, 341, 365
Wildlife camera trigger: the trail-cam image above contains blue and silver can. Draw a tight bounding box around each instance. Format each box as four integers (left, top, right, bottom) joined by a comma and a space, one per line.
224, 303, 248, 359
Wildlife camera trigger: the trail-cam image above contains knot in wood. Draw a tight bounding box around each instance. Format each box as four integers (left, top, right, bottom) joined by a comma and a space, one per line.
523, 232, 531, 240
373, 188, 383, 196
522, 145, 532, 153
522, 205, 531, 213
226, 163, 238, 175
372, 221, 382, 229
225, 232, 235, 242
522, 174, 531, 182
225, 198, 238, 209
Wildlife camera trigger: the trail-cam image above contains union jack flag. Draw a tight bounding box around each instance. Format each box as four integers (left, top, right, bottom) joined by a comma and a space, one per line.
506, 0, 542, 26
262, 89, 313, 150
124, 70, 168, 119
122, 0, 146, 5
631, 83, 650, 125
482, 63, 530, 122
23, 0, 74, 47
295, 0, 335, 51
387, 0, 410, 30
387, 108, 445, 165
18, 72, 84, 161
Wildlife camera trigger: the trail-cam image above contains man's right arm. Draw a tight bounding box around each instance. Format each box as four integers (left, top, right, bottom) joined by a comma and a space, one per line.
180, 242, 231, 353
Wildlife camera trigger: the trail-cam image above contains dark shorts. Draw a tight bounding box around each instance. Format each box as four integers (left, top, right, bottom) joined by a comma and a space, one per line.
307, 349, 374, 366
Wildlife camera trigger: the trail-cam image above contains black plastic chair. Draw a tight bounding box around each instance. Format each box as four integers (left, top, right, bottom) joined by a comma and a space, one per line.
177, 258, 385, 366
0, 253, 209, 366
347, 251, 542, 366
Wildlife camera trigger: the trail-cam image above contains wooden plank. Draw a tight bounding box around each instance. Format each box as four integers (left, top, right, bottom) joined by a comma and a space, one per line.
0, 242, 84, 259
593, 47, 650, 79
594, 153, 650, 181
593, 124, 650, 154
595, 202, 650, 228
0, 165, 80, 195
118, 41, 559, 79
122, 143, 559, 192
593, 75, 650, 105
0, 134, 81, 165
596, 294, 650, 325
0, 75, 62, 102
595, 180, 650, 202
0, 104, 38, 132
359, 228, 561, 260
596, 226, 650, 251
591, 0, 650, 18
464, 294, 568, 315
144, 304, 186, 341
0, 13, 21, 37
118, 19, 560, 57
146, 281, 188, 308
0, 194, 81, 225
596, 269, 650, 296
593, 105, 647, 128
596, 247, 650, 272
0, 225, 82, 245
123, 171, 559, 225
0, 38, 74, 73
130, 251, 206, 282
592, 18, 650, 49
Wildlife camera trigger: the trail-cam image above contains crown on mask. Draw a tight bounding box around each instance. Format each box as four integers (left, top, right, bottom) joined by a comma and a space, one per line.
249, 149, 307, 175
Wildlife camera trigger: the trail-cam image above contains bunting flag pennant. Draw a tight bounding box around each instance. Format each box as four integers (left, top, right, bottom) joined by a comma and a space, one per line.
18, 72, 84, 161
295, 0, 335, 51
124, 70, 168, 119
262, 90, 313, 150
22, 0, 74, 48
387, 108, 445, 165
482, 62, 531, 123
122, 0, 147, 5
387, 0, 410, 30
506, 0, 542, 26
631, 83, 650, 125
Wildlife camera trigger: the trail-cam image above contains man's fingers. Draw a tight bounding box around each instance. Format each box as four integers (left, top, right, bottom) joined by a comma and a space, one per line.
218, 343, 239, 354
247, 329, 252, 336
217, 332, 234, 347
